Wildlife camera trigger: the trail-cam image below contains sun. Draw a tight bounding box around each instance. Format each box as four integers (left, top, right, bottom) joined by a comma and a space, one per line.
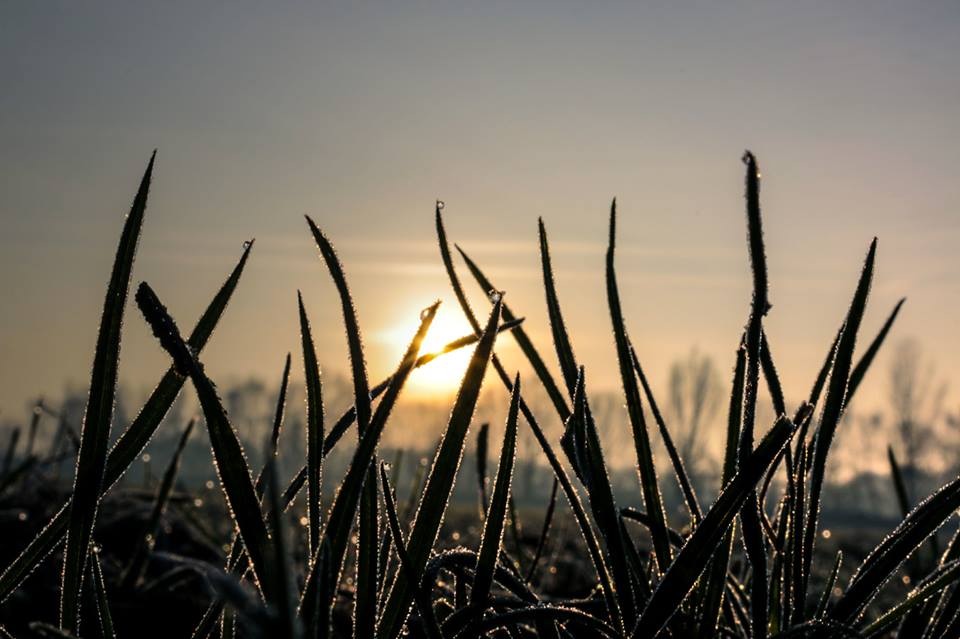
380, 302, 479, 398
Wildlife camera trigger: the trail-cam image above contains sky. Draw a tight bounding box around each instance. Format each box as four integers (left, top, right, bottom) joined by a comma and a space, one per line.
1, 1, 958, 424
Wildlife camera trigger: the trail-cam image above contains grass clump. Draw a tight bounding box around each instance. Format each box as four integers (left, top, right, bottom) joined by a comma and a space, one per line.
0, 151, 956, 639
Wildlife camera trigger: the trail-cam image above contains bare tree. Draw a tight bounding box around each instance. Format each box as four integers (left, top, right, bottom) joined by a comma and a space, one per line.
667, 348, 723, 491
887, 338, 947, 495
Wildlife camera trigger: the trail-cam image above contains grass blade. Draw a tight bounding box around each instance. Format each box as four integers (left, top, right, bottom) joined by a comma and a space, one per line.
263, 448, 300, 639
846, 298, 905, 401
697, 341, 746, 638
305, 216, 372, 434
471, 374, 520, 610
803, 238, 877, 614
60, 153, 154, 633
606, 198, 671, 573
298, 292, 325, 558
739, 151, 771, 639
89, 549, 116, 639
632, 346, 702, 524
476, 423, 490, 515
814, 551, 843, 619
135, 282, 273, 597
378, 463, 441, 639
632, 414, 801, 639
298, 301, 439, 634
354, 476, 379, 639
377, 299, 502, 639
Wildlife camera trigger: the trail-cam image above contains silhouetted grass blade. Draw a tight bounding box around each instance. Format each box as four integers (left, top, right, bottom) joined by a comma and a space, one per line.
305, 216, 372, 434
632, 414, 799, 639
378, 463, 441, 639
298, 301, 439, 635
470, 375, 520, 610
697, 341, 746, 638
135, 282, 273, 598
61, 152, 154, 633
846, 298, 905, 401
606, 198, 672, 573
377, 299, 502, 639
803, 238, 877, 613
632, 346, 703, 524
298, 292, 325, 558
89, 550, 116, 639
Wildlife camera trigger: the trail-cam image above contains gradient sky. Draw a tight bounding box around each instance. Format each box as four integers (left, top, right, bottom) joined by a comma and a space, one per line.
1, 1, 958, 422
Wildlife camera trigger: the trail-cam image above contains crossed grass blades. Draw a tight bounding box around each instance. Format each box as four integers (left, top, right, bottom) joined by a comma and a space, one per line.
1, 151, 957, 639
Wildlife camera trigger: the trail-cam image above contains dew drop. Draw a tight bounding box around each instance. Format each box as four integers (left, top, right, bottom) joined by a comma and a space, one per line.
420, 307, 432, 320
299, 516, 309, 527
193, 498, 204, 508
436, 200, 445, 210
242, 240, 252, 249
142, 454, 151, 463
488, 289, 504, 304
17, 511, 27, 522
901, 575, 911, 585
205, 480, 215, 490
821, 529, 832, 540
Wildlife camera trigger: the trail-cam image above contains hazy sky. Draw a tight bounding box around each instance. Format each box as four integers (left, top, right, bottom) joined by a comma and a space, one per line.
1, 1, 958, 422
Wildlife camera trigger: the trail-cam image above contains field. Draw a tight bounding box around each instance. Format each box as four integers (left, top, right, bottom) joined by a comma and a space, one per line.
0, 151, 958, 638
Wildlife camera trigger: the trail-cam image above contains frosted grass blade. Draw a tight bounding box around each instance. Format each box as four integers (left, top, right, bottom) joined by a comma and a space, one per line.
61, 153, 154, 633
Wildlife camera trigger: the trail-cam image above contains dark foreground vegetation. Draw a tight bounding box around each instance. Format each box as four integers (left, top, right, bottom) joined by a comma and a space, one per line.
1, 151, 958, 638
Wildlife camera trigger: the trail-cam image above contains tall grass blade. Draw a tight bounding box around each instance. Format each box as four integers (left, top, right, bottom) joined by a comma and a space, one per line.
379, 463, 441, 639
697, 341, 746, 638
606, 198, 672, 573
60, 153, 155, 633
354, 476, 379, 639
135, 282, 273, 597
305, 216, 372, 434
298, 301, 439, 634
803, 238, 877, 614
376, 299, 502, 639
631, 414, 800, 639
471, 375, 520, 610
739, 150, 772, 639
632, 347, 702, 523
298, 292, 325, 558
263, 449, 300, 639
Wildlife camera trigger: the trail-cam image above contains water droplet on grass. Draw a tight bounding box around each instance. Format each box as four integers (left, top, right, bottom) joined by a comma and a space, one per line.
488, 289, 503, 304
436, 200, 445, 210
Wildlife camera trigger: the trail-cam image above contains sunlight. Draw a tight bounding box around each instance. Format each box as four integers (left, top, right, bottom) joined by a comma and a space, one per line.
381, 301, 479, 398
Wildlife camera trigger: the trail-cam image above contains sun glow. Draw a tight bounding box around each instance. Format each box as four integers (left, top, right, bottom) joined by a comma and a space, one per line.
381, 303, 479, 398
